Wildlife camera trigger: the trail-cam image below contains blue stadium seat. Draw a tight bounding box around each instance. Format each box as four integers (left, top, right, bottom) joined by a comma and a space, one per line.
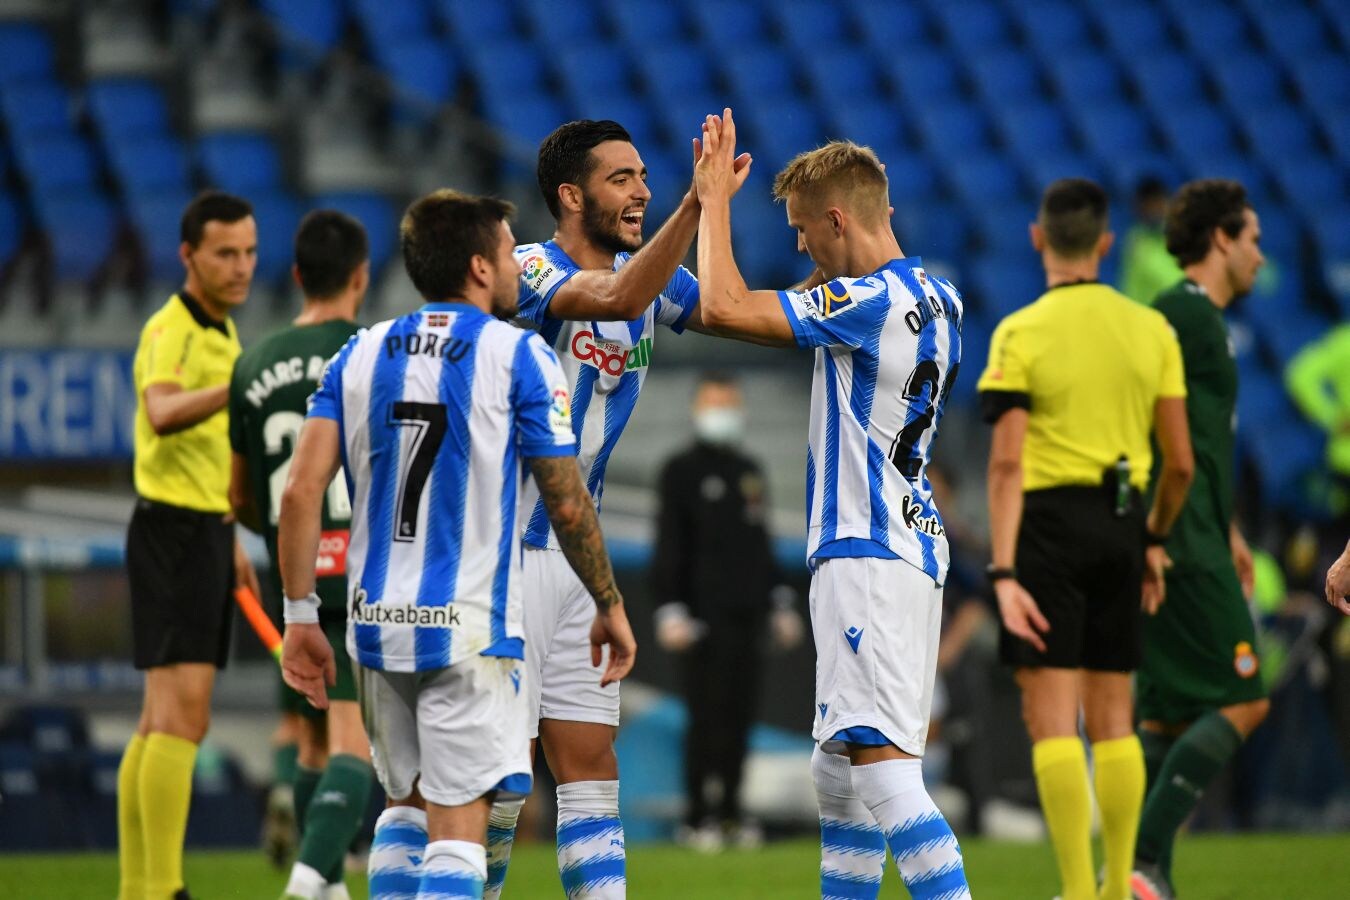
522, 0, 601, 42
1153, 106, 1239, 168
1170, 3, 1252, 57
877, 152, 940, 201
197, 132, 283, 193
602, 0, 690, 45
1074, 104, 1158, 161
106, 134, 193, 194
966, 253, 1044, 319
34, 193, 120, 282
1250, 5, 1329, 62
1320, 110, 1350, 168
930, 1, 1013, 50
1235, 368, 1300, 442
652, 91, 729, 151
1045, 53, 1127, 111
569, 92, 660, 151
1191, 156, 1274, 208
1209, 54, 1285, 109
462, 39, 548, 109
1094, 4, 1173, 60
632, 147, 684, 224
1289, 55, 1350, 123
0, 79, 72, 135
0, 23, 54, 83
371, 36, 458, 110
730, 190, 799, 287
943, 154, 1027, 208
1012, 2, 1093, 58
1021, 153, 1105, 196
1235, 107, 1319, 172
312, 192, 399, 275
128, 188, 195, 282
722, 46, 797, 101
967, 49, 1044, 105
1129, 52, 1208, 111
633, 44, 716, 106
259, 0, 347, 51
847, 0, 931, 41
1099, 154, 1183, 200
1324, 1, 1350, 54
1270, 154, 1346, 220
1263, 307, 1333, 370
740, 98, 827, 172
993, 102, 1075, 161
554, 43, 631, 102
1312, 207, 1350, 317
249, 191, 306, 282
1250, 205, 1300, 262
948, 308, 992, 408
828, 100, 911, 156
86, 79, 172, 138
970, 202, 1036, 255
893, 200, 969, 264
769, 0, 851, 54
877, 46, 962, 103
435, 0, 516, 41
10, 133, 101, 193
350, 0, 434, 45
800, 53, 884, 103
687, 0, 769, 45
481, 89, 570, 150
913, 103, 994, 153
0, 192, 23, 270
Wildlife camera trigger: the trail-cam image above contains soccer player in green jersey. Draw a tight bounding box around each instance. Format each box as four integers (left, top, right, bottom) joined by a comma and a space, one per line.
1132, 180, 1270, 900
228, 210, 373, 900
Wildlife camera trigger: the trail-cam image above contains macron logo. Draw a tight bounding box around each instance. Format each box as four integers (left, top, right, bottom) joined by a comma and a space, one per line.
818, 702, 829, 718
844, 627, 864, 654
510, 669, 522, 696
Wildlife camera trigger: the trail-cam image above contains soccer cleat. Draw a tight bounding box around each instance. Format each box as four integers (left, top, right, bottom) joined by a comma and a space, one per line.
1131, 861, 1177, 900
262, 783, 298, 869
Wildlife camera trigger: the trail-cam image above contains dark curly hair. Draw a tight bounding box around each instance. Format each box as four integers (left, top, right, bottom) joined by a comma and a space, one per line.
1165, 179, 1249, 267
537, 119, 633, 219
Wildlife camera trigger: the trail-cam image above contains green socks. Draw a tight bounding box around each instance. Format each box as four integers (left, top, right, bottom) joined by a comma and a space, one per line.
1138, 728, 1177, 876
294, 765, 323, 838
1136, 712, 1242, 874
275, 743, 300, 787
296, 754, 375, 885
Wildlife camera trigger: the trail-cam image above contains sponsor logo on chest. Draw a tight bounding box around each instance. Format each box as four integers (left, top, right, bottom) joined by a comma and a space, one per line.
570, 330, 651, 375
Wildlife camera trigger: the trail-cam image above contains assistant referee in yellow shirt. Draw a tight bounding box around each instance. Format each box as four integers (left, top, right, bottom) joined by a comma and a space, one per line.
977, 179, 1194, 900
118, 190, 261, 900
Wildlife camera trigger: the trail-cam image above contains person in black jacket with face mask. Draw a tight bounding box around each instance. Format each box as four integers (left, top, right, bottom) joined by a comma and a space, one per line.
651, 371, 803, 850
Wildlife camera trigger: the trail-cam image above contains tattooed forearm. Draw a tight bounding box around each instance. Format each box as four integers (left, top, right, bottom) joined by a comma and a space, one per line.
528, 456, 622, 611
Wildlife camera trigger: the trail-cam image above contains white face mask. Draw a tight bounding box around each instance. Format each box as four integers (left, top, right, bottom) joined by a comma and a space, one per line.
694, 407, 745, 445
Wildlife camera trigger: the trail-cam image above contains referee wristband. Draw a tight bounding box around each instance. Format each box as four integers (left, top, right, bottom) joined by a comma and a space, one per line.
985, 565, 1017, 585
283, 592, 321, 625
1145, 530, 1169, 547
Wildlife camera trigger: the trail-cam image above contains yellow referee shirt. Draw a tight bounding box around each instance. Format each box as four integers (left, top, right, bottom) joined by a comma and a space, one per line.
132, 292, 241, 512
977, 282, 1186, 492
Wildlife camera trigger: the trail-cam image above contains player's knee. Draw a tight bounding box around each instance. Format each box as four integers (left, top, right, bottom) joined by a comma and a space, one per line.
552, 739, 617, 783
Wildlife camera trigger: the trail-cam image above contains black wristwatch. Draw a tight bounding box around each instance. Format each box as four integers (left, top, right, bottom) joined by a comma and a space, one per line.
985, 564, 1017, 584
1145, 530, 1169, 547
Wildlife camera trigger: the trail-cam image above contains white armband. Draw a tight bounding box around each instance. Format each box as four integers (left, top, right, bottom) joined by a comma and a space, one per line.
283, 592, 321, 625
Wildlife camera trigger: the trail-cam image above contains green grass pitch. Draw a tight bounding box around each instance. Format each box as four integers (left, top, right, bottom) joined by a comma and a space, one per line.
3, 834, 1345, 898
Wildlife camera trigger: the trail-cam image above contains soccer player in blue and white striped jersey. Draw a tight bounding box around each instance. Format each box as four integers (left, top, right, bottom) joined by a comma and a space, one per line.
693, 112, 971, 900
489, 120, 750, 900
277, 190, 635, 900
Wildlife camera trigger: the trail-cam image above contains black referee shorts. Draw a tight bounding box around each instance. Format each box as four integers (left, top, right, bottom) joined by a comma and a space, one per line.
998, 486, 1145, 672
125, 497, 235, 670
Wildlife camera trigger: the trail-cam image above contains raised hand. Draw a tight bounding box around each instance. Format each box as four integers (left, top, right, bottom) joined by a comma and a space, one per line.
694, 108, 745, 204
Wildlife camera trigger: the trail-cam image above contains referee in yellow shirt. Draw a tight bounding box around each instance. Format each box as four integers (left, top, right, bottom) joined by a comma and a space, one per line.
977, 179, 1194, 900
118, 190, 261, 900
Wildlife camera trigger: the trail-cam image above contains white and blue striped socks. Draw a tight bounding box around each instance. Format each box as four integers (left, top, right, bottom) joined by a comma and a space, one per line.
416, 840, 486, 900
850, 759, 971, 900
812, 746, 886, 900
483, 796, 523, 900
368, 805, 427, 900
556, 780, 626, 899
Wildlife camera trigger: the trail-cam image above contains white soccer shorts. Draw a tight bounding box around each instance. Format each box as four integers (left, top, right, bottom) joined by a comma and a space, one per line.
356, 654, 532, 808
521, 547, 620, 738
811, 555, 943, 757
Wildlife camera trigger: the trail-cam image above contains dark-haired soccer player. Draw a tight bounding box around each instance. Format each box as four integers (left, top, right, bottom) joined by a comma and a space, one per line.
978, 179, 1194, 900
228, 210, 374, 900
487, 120, 750, 899
120, 190, 262, 900
1131, 180, 1269, 900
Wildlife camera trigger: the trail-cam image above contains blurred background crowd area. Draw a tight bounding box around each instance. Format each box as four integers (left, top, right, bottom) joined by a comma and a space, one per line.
0, 0, 1347, 854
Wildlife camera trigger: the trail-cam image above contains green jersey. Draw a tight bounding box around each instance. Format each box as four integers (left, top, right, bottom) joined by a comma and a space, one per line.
1153, 280, 1234, 573
229, 320, 360, 605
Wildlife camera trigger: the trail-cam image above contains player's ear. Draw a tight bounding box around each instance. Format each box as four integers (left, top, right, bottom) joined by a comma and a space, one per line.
179, 240, 193, 268
291, 263, 304, 291
1097, 230, 1115, 258
827, 208, 844, 237
559, 183, 583, 215
1029, 222, 1045, 253
351, 260, 370, 296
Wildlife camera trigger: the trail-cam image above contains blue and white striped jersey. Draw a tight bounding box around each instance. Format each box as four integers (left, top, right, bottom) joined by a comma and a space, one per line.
514, 240, 699, 549
307, 302, 576, 673
777, 257, 963, 586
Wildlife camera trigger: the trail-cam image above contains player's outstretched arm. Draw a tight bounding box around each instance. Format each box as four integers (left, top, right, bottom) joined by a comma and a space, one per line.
529, 455, 635, 685
692, 109, 798, 347
143, 381, 229, 435
277, 417, 342, 708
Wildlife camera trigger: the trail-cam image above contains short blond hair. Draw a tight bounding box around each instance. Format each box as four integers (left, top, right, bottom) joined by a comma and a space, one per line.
772, 141, 889, 224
